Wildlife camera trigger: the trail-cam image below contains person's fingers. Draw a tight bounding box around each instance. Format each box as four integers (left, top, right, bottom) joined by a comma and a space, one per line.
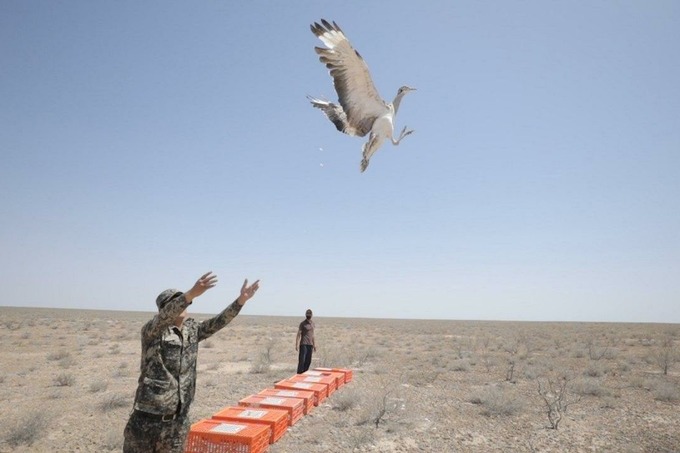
200, 271, 213, 280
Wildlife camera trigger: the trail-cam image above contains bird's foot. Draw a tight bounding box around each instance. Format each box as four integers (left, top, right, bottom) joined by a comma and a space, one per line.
394, 126, 415, 144
400, 125, 415, 138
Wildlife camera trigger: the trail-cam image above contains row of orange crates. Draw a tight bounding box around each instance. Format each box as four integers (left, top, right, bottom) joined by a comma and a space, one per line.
185, 367, 353, 453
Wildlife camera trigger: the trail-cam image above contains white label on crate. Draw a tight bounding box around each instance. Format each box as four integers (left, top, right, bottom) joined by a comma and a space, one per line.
276, 391, 298, 397
304, 376, 323, 382
304, 371, 323, 376
292, 383, 313, 389
315, 368, 332, 371
239, 410, 267, 419
260, 397, 285, 405
211, 423, 246, 434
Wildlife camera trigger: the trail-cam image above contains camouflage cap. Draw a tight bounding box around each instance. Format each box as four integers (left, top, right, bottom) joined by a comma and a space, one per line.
156, 289, 183, 310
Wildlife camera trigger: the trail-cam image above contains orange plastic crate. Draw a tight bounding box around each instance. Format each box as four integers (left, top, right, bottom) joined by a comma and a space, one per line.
288, 373, 337, 396
185, 418, 269, 453
257, 388, 315, 415
238, 394, 304, 426
212, 406, 288, 444
304, 369, 346, 388
315, 367, 353, 383
274, 379, 327, 406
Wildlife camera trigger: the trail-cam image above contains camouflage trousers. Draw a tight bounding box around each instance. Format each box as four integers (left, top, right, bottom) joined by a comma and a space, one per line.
123, 410, 190, 453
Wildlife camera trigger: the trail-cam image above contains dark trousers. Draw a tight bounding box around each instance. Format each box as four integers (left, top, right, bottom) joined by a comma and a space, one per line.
297, 344, 313, 373
123, 410, 190, 453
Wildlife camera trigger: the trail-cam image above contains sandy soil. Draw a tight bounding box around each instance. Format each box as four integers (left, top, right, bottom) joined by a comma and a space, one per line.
0, 307, 678, 452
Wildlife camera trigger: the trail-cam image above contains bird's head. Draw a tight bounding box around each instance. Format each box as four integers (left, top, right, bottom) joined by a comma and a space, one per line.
397, 86, 416, 96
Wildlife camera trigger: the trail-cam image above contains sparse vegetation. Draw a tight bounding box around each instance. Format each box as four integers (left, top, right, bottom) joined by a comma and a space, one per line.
332, 387, 359, 412
99, 392, 129, 411
249, 339, 275, 374
47, 350, 70, 361
53, 372, 75, 387
537, 374, 581, 429
470, 385, 524, 417
652, 381, 679, 402
1, 309, 679, 452
89, 380, 108, 393
4, 410, 50, 447
652, 336, 677, 375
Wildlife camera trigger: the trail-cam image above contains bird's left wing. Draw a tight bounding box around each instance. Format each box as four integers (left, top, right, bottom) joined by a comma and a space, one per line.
311, 20, 387, 137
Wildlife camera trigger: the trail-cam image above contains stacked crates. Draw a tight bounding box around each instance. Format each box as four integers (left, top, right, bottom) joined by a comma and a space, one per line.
186, 367, 353, 452
288, 373, 337, 396
212, 406, 289, 444
185, 419, 270, 453
304, 369, 346, 389
274, 379, 328, 406
257, 388, 315, 415
315, 367, 353, 383
238, 394, 304, 426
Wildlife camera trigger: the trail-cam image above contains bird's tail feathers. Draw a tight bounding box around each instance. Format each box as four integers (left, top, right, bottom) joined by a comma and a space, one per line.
360, 158, 369, 173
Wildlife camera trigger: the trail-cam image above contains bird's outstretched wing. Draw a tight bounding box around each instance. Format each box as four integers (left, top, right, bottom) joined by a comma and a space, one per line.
311, 19, 387, 137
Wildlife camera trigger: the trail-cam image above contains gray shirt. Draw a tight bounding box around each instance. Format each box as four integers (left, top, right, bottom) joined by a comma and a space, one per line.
298, 319, 315, 346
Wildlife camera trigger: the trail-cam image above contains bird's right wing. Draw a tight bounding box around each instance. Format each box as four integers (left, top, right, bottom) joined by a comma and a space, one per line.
311, 20, 387, 137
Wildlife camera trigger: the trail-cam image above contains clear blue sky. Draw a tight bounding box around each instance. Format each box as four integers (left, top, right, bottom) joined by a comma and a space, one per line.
1, 1, 678, 322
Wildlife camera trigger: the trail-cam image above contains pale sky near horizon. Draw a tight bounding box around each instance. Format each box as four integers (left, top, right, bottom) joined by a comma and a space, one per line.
1, 1, 679, 323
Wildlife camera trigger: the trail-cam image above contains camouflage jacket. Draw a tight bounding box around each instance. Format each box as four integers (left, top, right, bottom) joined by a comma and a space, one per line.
132, 294, 242, 415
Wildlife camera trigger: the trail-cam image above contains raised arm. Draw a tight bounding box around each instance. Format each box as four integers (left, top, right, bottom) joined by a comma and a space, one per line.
198, 278, 260, 341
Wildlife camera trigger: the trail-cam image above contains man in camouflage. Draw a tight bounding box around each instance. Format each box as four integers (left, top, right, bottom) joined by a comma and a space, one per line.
123, 271, 260, 453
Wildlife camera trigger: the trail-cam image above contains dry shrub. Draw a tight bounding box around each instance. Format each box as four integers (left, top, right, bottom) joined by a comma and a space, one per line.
583, 362, 606, 377
652, 381, 679, 402
406, 369, 440, 386
99, 392, 129, 411
47, 350, 70, 361
4, 410, 50, 447
53, 373, 75, 387
451, 359, 470, 372
249, 353, 271, 374
572, 378, 612, 397
333, 387, 360, 412
470, 386, 523, 417
59, 356, 76, 369
355, 376, 400, 428
89, 380, 108, 393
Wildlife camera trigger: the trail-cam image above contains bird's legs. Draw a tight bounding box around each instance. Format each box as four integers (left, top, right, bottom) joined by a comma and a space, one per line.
391, 126, 414, 145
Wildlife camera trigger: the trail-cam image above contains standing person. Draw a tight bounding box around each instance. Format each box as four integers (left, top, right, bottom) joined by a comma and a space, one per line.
123, 271, 260, 453
295, 308, 316, 374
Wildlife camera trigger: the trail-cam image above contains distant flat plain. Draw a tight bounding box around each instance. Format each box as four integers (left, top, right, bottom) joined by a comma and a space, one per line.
0, 306, 678, 452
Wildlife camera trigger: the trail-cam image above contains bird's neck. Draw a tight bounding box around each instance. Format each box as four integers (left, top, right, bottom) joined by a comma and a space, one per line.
392, 92, 406, 115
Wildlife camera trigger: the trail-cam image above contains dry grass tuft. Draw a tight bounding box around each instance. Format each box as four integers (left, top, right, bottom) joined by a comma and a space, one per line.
4, 410, 50, 447
470, 386, 524, 417
99, 392, 129, 412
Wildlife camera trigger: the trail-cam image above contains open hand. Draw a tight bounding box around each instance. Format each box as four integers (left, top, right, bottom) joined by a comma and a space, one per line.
186, 271, 218, 301
237, 278, 260, 306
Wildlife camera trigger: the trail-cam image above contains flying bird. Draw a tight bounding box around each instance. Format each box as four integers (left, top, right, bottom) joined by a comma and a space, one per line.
308, 19, 416, 172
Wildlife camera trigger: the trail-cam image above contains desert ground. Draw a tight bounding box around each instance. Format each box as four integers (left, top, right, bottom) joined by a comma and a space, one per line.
0, 306, 678, 453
